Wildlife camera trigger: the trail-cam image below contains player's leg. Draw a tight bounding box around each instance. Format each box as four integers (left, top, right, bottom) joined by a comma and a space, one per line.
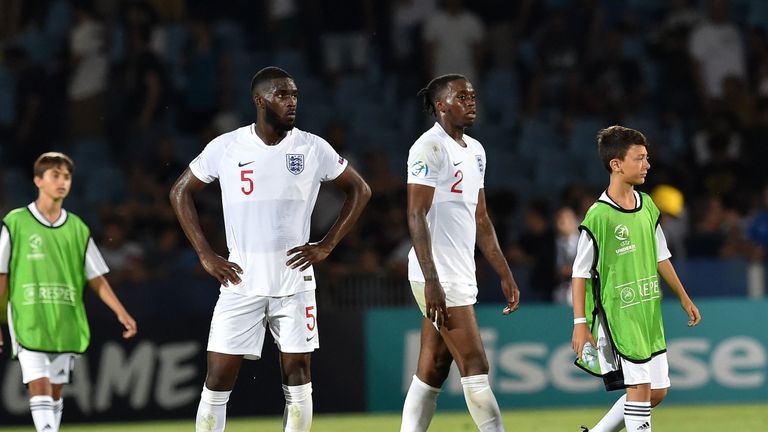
440, 305, 504, 432
649, 353, 670, 408
19, 350, 57, 432
197, 290, 268, 432
48, 352, 75, 430
52, 384, 64, 430
624, 384, 652, 431
270, 291, 319, 432
197, 352, 243, 432
401, 317, 453, 432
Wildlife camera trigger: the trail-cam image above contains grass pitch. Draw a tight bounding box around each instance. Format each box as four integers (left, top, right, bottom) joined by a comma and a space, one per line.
3, 403, 765, 431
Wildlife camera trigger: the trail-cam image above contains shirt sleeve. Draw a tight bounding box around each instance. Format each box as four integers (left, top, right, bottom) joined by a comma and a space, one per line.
478, 145, 486, 189
407, 139, 444, 187
189, 136, 227, 183
84, 238, 110, 280
571, 229, 594, 279
0, 225, 10, 273
316, 136, 348, 182
656, 224, 672, 262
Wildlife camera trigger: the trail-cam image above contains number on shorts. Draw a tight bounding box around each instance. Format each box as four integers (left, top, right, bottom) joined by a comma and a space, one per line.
305, 306, 316, 331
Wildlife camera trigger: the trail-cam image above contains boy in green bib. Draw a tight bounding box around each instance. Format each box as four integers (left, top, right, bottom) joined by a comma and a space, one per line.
571, 126, 701, 432
0, 152, 137, 432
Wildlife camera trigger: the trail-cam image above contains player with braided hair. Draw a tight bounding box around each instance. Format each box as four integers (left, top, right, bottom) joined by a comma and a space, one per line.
400, 74, 520, 432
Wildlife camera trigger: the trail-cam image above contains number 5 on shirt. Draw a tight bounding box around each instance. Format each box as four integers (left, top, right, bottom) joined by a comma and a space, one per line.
241, 170, 254, 195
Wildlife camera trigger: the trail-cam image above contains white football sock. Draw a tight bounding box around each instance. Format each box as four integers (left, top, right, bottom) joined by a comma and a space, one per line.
30, 395, 57, 432
624, 400, 651, 432
590, 394, 626, 432
400, 375, 441, 432
283, 383, 313, 432
53, 398, 64, 430
196, 386, 231, 432
461, 374, 505, 432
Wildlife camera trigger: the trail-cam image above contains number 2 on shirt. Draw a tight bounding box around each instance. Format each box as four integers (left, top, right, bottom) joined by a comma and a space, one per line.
241, 170, 254, 195
451, 170, 463, 193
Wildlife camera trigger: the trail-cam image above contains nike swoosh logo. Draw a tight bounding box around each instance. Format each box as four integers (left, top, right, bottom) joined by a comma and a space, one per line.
306, 335, 316, 342
238, 161, 255, 167
453, 161, 462, 166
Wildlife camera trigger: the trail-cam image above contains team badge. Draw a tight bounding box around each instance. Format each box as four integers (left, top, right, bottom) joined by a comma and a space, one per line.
410, 160, 428, 177
475, 155, 484, 174
286, 154, 305, 175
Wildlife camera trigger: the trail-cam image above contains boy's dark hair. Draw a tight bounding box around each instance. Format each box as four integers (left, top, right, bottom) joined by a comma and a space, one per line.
596, 126, 647, 173
250, 66, 293, 97
34, 152, 75, 177
417, 74, 467, 117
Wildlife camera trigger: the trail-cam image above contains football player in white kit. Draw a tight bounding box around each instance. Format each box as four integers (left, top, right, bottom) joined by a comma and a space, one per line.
170, 67, 370, 432
400, 74, 520, 432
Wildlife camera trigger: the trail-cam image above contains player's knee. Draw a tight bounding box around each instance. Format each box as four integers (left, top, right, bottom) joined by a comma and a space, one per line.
204, 369, 238, 391
458, 354, 489, 377
281, 354, 311, 385
650, 388, 668, 407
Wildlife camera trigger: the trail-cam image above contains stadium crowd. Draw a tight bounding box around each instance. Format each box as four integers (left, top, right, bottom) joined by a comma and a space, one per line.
1, 0, 767, 306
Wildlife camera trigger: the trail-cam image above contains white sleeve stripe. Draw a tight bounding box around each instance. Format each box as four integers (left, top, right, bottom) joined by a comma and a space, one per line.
85, 238, 110, 280
656, 225, 672, 262
0, 225, 10, 273
571, 229, 595, 278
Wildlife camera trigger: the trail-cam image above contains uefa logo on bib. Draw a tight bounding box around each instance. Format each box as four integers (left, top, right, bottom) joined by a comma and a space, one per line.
614, 224, 629, 241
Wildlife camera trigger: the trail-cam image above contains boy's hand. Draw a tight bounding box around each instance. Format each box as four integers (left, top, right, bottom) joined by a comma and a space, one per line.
118, 312, 138, 339
424, 279, 448, 329
572, 323, 597, 359
681, 299, 701, 327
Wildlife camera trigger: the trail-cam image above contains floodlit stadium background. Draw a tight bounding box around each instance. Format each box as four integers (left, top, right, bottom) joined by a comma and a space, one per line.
0, 0, 766, 428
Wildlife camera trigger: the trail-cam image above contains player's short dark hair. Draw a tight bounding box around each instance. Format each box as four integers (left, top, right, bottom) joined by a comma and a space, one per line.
34, 152, 75, 177
417, 74, 467, 117
250, 66, 293, 96
597, 125, 647, 173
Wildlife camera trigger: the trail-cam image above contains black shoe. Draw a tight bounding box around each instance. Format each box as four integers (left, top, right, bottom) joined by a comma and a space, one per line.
579, 427, 589, 432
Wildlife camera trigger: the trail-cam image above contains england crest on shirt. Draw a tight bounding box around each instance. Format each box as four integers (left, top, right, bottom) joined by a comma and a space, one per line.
286, 154, 305, 175
475, 155, 484, 174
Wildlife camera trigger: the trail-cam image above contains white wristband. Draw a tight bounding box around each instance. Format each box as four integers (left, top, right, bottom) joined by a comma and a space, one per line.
573, 317, 587, 325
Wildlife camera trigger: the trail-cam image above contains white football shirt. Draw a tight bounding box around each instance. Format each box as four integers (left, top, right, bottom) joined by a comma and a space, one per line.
406, 122, 486, 285
189, 124, 347, 297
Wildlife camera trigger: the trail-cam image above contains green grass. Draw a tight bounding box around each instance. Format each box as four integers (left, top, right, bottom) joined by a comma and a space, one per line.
4, 403, 766, 431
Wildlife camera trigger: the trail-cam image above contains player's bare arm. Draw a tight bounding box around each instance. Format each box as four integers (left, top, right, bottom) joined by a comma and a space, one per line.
658, 259, 701, 327
407, 183, 448, 328
0, 273, 5, 352
475, 189, 520, 315
88, 275, 137, 339
286, 165, 371, 271
170, 167, 243, 286
571, 277, 596, 359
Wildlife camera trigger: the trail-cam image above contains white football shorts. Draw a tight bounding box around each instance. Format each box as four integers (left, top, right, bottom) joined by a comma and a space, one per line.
17, 348, 77, 385
207, 288, 319, 360
595, 321, 670, 389
410, 281, 478, 317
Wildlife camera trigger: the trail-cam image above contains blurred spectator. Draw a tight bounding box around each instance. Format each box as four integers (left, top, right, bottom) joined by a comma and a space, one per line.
584, 28, 645, 120
689, 0, 746, 108
507, 200, 556, 302
553, 206, 579, 305
3, 45, 54, 170
99, 217, 147, 284
318, 0, 373, 83
652, 184, 689, 259
68, 1, 108, 138
177, 12, 231, 134
422, 0, 485, 84
111, 20, 169, 160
